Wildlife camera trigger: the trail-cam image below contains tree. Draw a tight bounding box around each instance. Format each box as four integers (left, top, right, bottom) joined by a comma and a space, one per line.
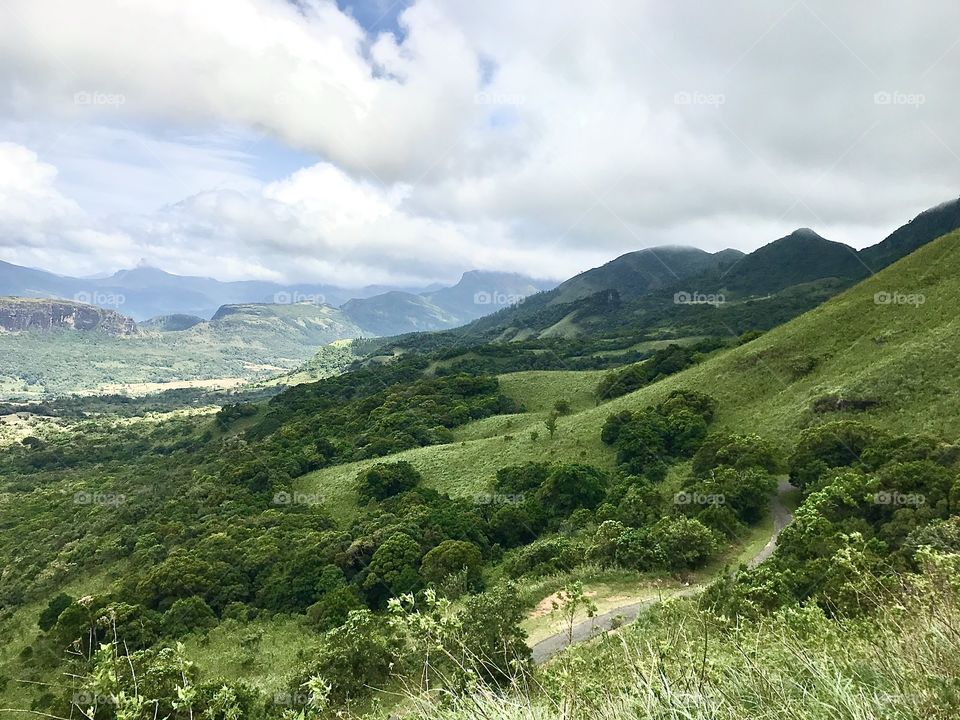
308, 584, 364, 632
363, 532, 423, 604
38, 592, 73, 632
552, 581, 597, 646
649, 516, 720, 570
356, 461, 422, 502
537, 464, 608, 517
787, 421, 887, 488
457, 583, 532, 683
420, 540, 484, 591
544, 411, 559, 439
693, 432, 780, 477
161, 596, 217, 637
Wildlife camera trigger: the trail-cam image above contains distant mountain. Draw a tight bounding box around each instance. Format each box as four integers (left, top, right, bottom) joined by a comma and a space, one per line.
0, 262, 408, 321
205, 302, 365, 346
341, 292, 459, 336
384, 196, 960, 349
0, 297, 137, 336
0, 260, 554, 329
550, 246, 744, 304
421, 270, 556, 319
718, 228, 868, 295
860, 197, 960, 270
139, 314, 205, 331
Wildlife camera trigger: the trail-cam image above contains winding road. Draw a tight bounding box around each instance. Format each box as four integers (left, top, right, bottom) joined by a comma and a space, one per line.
530, 478, 796, 664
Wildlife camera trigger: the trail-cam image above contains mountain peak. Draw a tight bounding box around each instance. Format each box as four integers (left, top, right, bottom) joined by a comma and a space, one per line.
785, 227, 825, 241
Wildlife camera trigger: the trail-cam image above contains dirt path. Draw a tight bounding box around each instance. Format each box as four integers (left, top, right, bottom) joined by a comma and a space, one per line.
530, 478, 796, 664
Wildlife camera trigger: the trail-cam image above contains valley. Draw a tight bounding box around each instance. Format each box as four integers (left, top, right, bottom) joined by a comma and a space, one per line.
1, 204, 959, 719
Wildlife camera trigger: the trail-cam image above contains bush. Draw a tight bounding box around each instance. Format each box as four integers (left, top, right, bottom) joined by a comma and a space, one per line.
420, 540, 484, 591
161, 596, 217, 637
693, 433, 780, 477
537, 464, 609, 517
362, 532, 423, 604
649, 516, 720, 570
38, 592, 73, 632
356, 461, 422, 502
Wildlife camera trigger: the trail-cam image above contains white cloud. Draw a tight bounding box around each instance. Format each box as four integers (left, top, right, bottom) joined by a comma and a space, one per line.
0, 0, 959, 283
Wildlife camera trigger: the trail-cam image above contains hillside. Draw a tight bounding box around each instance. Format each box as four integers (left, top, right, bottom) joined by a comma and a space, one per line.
340, 292, 460, 335
421, 270, 556, 319
139, 314, 205, 331
299, 229, 960, 512
392, 199, 960, 349
1, 230, 958, 720
718, 228, 868, 294
549, 246, 742, 304
0, 302, 367, 398
861, 196, 960, 269
0, 297, 137, 335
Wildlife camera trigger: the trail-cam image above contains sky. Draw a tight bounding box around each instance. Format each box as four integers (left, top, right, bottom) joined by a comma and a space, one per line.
0, 0, 958, 287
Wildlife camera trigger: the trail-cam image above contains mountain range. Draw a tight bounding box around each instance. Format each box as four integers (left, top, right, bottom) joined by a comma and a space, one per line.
0, 261, 556, 331
404, 197, 960, 346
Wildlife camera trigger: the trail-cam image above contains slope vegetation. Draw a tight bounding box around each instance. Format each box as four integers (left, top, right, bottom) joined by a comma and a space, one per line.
300, 230, 960, 511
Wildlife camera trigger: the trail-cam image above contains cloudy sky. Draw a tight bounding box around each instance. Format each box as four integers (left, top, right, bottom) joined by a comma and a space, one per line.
0, 0, 957, 287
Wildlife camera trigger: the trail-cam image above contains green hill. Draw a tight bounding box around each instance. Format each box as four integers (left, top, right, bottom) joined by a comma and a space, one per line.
385, 199, 960, 351
718, 228, 867, 295
548, 246, 742, 304
0, 302, 367, 398
340, 291, 459, 335
299, 229, 960, 513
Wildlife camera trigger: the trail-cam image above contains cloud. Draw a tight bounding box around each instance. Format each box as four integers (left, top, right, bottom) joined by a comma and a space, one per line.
0, 142, 130, 268
1, 0, 959, 283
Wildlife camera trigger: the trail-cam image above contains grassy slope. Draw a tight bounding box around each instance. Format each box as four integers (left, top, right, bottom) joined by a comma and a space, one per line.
299, 231, 960, 516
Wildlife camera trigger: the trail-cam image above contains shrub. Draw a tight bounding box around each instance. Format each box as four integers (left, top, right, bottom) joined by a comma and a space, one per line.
363, 532, 423, 604
356, 461, 422, 502
537, 464, 609, 517
649, 516, 720, 570
38, 592, 73, 632
420, 540, 484, 590
161, 596, 217, 637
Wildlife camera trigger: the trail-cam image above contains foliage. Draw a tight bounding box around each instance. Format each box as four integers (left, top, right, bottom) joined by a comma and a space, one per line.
355, 461, 422, 502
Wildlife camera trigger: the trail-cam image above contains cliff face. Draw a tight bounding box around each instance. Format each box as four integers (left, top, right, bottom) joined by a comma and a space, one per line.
0, 297, 138, 335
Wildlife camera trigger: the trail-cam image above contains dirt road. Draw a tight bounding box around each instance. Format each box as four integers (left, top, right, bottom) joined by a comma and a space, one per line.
530, 478, 796, 664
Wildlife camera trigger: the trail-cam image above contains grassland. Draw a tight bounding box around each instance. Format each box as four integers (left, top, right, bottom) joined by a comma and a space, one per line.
299, 231, 960, 516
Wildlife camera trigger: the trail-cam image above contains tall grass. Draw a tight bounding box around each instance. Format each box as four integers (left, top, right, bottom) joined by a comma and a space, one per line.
401, 557, 960, 719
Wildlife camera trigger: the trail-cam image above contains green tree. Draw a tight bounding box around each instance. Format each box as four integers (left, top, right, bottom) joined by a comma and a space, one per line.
356, 461, 422, 502
552, 581, 597, 646
363, 532, 423, 604
537, 464, 609, 517
38, 592, 73, 632
420, 540, 484, 591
